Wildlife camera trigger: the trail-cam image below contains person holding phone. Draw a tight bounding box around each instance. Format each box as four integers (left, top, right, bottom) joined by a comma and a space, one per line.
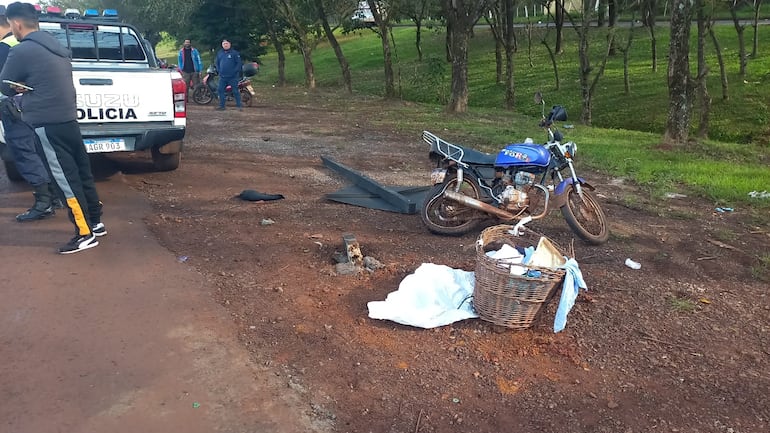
0, 2, 105, 254
0, 5, 62, 221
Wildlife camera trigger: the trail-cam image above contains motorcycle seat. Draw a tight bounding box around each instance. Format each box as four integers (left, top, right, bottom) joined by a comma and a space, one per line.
459, 146, 496, 165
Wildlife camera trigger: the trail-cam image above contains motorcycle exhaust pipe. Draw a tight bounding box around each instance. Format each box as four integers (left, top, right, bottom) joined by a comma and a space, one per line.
443, 190, 517, 221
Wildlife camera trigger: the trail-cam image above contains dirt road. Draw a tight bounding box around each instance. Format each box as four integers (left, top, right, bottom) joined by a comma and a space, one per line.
0, 168, 326, 433
2, 88, 769, 433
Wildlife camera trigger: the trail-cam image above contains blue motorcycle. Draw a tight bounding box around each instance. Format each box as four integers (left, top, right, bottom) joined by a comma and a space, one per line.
420, 92, 609, 245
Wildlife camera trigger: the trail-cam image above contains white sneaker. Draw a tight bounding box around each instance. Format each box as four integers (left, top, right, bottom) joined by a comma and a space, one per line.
59, 234, 99, 254
92, 222, 107, 237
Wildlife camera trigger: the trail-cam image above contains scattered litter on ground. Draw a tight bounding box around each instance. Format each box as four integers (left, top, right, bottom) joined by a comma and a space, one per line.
236, 189, 284, 201
625, 258, 642, 270
177, 255, 188, 263
192, 402, 200, 409
260, 218, 275, 225
363, 256, 384, 271
748, 190, 770, 199
715, 207, 734, 213
665, 192, 688, 199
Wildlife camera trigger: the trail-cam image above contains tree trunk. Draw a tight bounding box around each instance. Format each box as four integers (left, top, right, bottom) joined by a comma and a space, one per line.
663, 0, 692, 146
504, 0, 515, 109
578, 29, 591, 124
368, 0, 395, 97
447, 27, 471, 112
262, 14, 286, 87
299, 41, 316, 89
542, 40, 560, 90
608, 0, 617, 55
597, 0, 606, 27
443, 0, 489, 113
495, 38, 503, 83
416, 21, 424, 61
730, 7, 747, 78
708, 25, 729, 101
485, 7, 504, 83
752, 0, 762, 57
644, 0, 658, 71
555, 0, 565, 54
696, 0, 710, 138
275, 0, 317, 90
620, 21, 635, 95
316, 0, 352, 93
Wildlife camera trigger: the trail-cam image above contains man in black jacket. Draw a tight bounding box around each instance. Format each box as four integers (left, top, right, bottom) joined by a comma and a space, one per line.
0, 2, 105, 254
0, 5, 61, 221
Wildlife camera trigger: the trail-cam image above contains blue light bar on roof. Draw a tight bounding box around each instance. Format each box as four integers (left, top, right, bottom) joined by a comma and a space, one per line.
102, 9, 119, 20
83, 9, 99, 18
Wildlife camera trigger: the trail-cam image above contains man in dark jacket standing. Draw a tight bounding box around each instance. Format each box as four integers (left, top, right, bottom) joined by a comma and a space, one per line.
214, 39, 243, 111
0, 5, 61, 221
0, 2, 104, 254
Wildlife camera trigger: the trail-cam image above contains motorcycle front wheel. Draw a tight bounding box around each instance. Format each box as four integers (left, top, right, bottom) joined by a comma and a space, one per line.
192, 84, 213, 105
420, 175, 484, 236
560, 184, 610, 245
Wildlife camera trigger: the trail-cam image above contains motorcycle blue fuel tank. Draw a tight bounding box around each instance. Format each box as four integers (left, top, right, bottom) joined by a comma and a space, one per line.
495, 143, 551, 167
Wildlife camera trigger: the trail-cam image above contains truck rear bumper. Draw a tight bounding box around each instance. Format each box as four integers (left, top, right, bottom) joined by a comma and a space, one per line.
79, 123, 185, 153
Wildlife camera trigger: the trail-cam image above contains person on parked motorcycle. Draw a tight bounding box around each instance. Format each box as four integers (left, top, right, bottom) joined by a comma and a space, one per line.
0, 5, 62, 221
214, 38, 243, 111
177, 38, 202, 89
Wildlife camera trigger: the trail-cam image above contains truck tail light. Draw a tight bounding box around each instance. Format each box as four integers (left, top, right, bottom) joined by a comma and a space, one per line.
172, 77, 186, 118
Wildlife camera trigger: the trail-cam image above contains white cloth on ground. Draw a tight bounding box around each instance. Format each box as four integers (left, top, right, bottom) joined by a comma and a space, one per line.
367, 263, 478, 329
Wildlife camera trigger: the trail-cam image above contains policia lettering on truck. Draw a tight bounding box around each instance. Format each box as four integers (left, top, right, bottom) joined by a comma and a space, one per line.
76, 93, 139, 120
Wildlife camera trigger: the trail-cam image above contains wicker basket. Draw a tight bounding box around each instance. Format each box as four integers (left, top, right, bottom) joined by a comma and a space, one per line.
473, 225, 568, 329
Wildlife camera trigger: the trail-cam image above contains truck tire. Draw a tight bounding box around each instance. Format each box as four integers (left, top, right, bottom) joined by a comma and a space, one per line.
3, 159, 24, 182
151, 147, 181, 171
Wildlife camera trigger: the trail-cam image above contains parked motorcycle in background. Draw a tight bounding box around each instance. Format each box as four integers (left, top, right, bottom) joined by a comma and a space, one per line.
420, 92, 610, 245
192, 62, 259, 107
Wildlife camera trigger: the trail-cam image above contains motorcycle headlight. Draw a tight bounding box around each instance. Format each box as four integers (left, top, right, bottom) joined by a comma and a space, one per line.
564, 141, 577, 159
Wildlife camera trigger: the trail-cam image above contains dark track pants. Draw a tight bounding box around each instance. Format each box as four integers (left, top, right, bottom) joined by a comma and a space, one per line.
34, 121, 102, 236
2, 112, 50, 187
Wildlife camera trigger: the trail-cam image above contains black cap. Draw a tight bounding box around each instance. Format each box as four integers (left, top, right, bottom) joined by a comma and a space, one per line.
6, 2, 38, 20
0, 6, 6, 16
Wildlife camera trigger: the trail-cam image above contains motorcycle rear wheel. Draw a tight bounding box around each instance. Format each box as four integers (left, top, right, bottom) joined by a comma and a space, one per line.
192, 84, 213, 105
240, 90, 253, 107
560, 184, 609, 245
420, 175, 484, 236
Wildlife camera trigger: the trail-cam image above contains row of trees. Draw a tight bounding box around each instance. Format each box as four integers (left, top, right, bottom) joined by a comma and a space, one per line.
40, 0, 766, 146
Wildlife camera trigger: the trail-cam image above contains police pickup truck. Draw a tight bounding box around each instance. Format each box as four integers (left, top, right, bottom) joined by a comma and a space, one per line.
0, 10, 186, 181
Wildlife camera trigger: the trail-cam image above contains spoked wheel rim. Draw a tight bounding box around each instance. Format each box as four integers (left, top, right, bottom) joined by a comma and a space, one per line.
421, 176, 484, 235
563, 186, 609, 244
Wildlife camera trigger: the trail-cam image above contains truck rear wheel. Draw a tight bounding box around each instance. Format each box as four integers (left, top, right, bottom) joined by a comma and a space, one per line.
151, 147, 181, 171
